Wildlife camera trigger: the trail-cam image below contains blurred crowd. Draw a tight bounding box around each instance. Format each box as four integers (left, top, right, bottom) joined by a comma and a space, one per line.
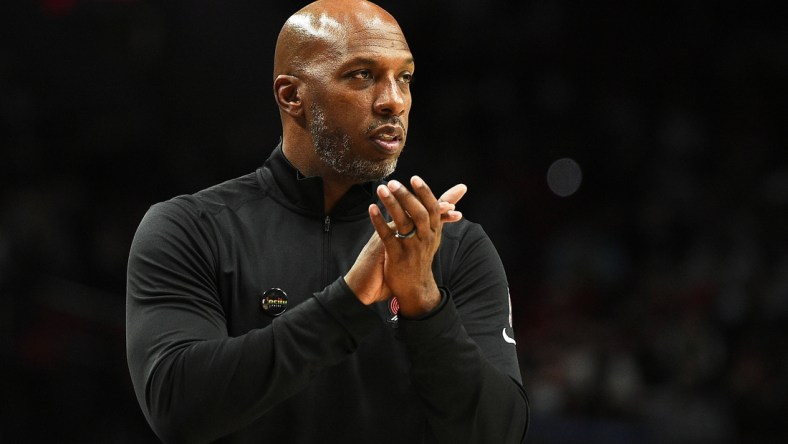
1, 1, 785, 442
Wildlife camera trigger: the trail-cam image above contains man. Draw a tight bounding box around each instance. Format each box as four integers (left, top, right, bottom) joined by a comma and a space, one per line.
126, 0, 529, 442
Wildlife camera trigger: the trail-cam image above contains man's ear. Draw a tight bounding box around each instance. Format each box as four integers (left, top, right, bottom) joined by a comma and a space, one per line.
274, 75, 304, 117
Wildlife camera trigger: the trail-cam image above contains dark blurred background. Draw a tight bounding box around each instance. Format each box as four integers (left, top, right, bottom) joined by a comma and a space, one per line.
1, 0, 786, 442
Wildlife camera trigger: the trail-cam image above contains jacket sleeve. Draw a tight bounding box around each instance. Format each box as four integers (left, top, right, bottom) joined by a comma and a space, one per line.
397, 222, 529, 444
125, 201, 380, 443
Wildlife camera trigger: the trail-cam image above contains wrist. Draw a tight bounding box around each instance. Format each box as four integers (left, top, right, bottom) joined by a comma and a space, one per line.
342, 273, 375, 306
396, 283, 441, 318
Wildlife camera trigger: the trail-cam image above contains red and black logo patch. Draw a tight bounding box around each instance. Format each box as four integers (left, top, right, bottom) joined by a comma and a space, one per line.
387, 297, 399, 327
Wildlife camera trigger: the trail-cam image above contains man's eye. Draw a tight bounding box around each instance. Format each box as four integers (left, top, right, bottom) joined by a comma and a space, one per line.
399, 73, 413, 84
352, 70, 372, 80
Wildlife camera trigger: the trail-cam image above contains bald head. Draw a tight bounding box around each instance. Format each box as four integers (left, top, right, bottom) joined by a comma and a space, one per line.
272, 0, 414, 195
273, 0, 407, 79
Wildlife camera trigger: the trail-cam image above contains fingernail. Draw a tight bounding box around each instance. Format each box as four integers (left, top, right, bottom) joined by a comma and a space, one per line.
411, 175, 424, 188
378, 184, 390, 197
388, 180, 401, 191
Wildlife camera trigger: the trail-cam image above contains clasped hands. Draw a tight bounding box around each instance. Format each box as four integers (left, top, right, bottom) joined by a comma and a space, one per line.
345, 176, 467, 318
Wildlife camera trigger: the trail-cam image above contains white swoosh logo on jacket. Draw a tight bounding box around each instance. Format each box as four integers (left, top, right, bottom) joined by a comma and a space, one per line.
502, 328, 516, 345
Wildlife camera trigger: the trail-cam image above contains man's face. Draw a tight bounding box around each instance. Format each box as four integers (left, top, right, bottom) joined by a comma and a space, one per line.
304, 20, 413, 183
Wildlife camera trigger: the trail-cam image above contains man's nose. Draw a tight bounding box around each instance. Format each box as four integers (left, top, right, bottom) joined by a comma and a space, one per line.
373, 78, 407, 116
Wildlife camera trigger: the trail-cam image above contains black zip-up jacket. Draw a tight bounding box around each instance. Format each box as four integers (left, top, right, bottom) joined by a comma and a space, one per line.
126, 143, 529, 443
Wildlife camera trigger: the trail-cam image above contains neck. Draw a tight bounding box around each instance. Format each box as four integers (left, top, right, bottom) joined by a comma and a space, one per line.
321, 178, 354, 214
281, 136, 358, 214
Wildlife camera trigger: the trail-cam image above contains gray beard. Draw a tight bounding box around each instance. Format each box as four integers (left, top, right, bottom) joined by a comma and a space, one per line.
309, 103, 398, 183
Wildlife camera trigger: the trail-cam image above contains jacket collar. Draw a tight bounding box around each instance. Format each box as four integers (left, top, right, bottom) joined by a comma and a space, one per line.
261, 140, 380, 220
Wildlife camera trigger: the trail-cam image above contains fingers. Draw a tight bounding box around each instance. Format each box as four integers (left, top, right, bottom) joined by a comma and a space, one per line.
441, 209, 463, 223
437, 183, 467, 223
410, 176, 441, 231
377, 179, 431, 238
439, 183, 467, 206
383, 178, 434, 238
376, 176, 468, 238
376, 183, 414, 236
369, 203, 397, 242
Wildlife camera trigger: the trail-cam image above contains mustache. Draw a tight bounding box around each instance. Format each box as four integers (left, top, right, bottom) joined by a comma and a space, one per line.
365, 117, 406, 136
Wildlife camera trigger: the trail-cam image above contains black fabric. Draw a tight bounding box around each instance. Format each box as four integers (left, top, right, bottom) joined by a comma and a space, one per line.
126, 142, 529, 443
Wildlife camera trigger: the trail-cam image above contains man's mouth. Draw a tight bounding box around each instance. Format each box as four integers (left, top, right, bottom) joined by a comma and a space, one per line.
370, 125, 404, 154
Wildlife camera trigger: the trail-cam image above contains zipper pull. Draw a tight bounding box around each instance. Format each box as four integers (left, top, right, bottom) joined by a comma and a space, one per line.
324, 215, 331, 232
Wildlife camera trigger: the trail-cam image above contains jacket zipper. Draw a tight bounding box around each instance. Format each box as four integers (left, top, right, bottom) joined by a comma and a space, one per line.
322, 215, 331, 286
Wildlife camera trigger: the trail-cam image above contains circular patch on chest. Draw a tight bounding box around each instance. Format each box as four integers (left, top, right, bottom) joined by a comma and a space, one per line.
261, 288, 288, 317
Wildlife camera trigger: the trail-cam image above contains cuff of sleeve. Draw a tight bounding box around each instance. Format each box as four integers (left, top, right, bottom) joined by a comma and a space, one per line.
314, 277, 381, 341
397, 287, 460, 345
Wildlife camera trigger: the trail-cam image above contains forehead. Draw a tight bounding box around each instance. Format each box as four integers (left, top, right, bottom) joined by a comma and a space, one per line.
333, 25, 413, 71
345, 19, 410, 53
